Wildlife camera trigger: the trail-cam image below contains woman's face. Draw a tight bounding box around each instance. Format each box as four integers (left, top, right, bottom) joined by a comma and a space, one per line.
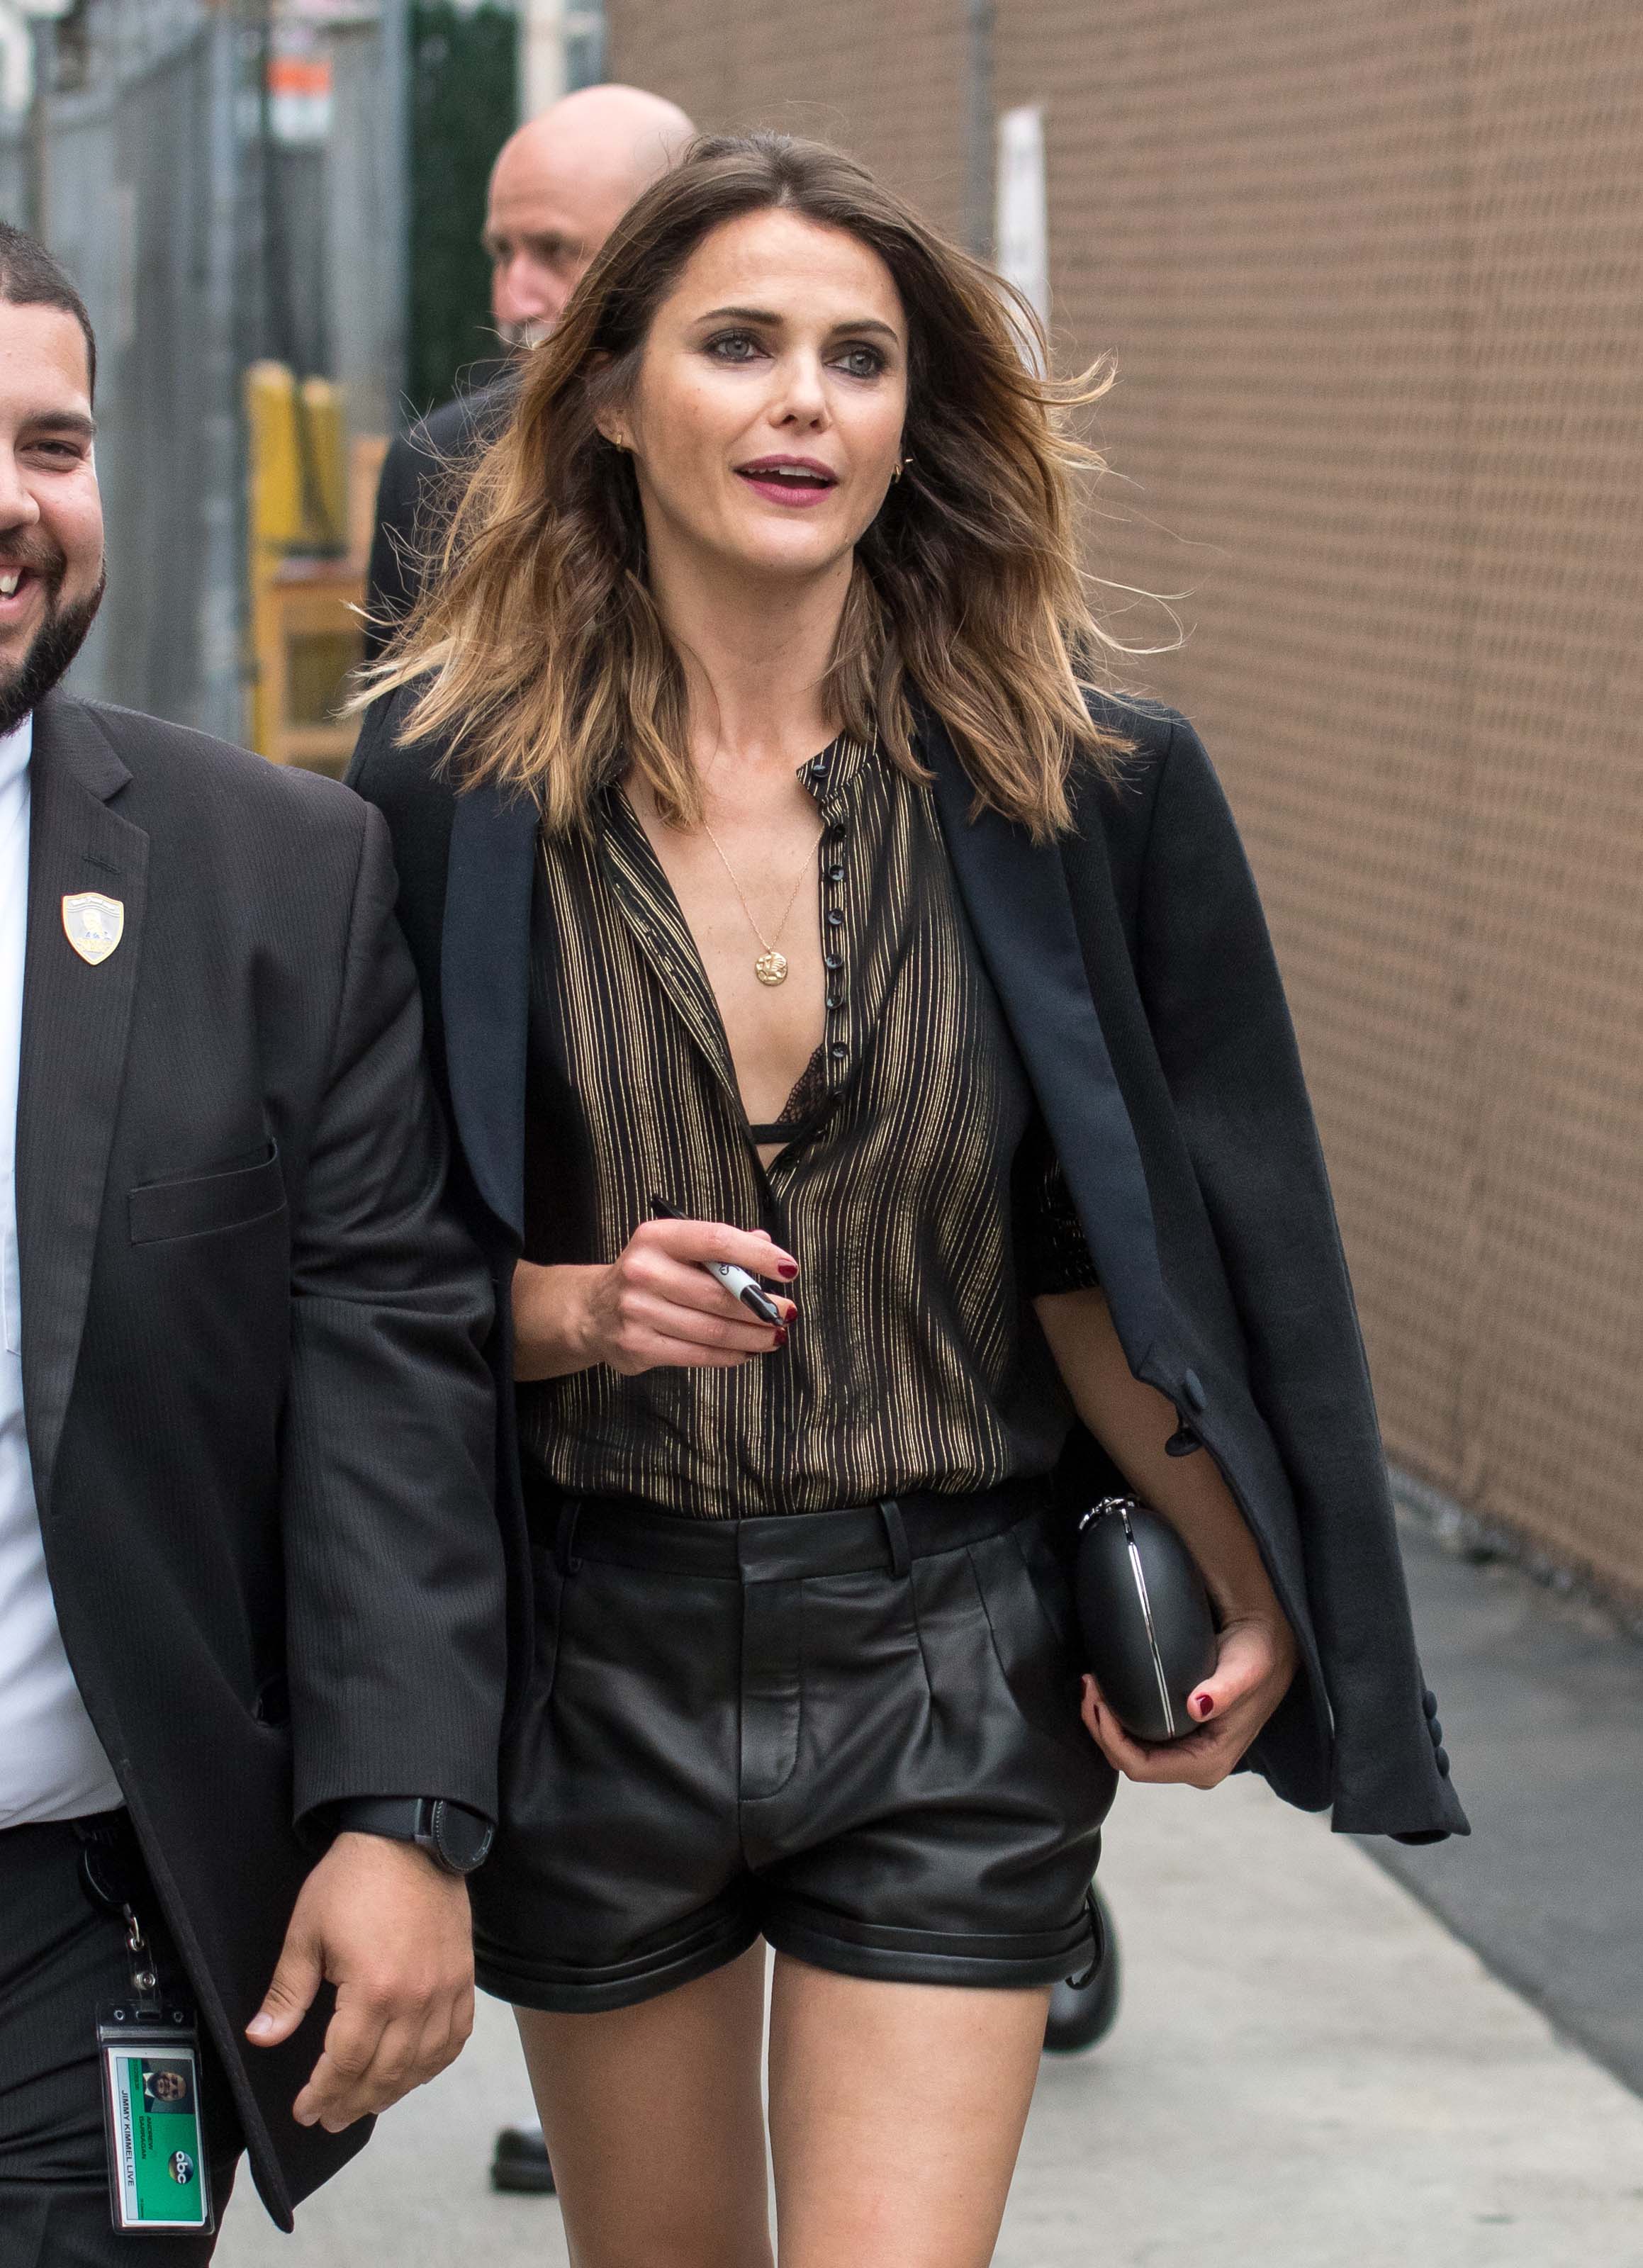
608, 207, 909, 588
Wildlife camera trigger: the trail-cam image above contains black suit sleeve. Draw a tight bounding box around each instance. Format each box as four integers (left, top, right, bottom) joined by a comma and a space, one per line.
362, 383, 514, 661
1137, 718, 1467, 1840
362, 433, 441, 662
279, 799, 504, 1827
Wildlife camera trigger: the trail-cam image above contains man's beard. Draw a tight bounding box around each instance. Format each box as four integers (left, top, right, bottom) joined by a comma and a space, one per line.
497, 318, 552, 352
0, 561, 106, 738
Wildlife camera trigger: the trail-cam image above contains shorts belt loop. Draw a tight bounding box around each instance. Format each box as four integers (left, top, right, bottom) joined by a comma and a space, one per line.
555, 1498, 583, 1578
879, 1498, 911, 1579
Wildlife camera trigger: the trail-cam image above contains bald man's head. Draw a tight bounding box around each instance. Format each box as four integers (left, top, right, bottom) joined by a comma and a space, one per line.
483, 84, 695, 346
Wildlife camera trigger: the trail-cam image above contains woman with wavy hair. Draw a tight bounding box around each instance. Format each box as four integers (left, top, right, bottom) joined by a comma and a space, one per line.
351, 130, 1463, 2267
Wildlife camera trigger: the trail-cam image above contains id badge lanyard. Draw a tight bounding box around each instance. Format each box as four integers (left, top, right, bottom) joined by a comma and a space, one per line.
79, 1829, 215, 2235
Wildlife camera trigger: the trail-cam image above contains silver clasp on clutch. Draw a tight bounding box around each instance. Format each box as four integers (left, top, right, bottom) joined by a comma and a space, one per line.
1078, 1495, 1140, 1536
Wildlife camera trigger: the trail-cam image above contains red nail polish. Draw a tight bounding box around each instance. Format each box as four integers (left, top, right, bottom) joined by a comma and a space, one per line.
778, 1261, 798, 1279
774, 1328, 788, 1348
1194, 1694, 1213, 1719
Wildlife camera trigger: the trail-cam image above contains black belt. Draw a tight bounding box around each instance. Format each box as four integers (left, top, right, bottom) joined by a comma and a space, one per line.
526, 1475, 1050, 1583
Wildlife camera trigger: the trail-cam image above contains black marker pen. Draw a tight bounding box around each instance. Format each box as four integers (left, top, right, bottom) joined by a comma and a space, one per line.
650, 1197, 786, 1327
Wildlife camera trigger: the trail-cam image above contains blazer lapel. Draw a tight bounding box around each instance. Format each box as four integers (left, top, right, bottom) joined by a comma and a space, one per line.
17, 693, 149, 1514
441, 775, 537, 1245
921, 714, 1166, 1370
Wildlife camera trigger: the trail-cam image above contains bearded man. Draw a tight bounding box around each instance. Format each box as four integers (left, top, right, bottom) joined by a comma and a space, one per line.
0, 225, 507, 2262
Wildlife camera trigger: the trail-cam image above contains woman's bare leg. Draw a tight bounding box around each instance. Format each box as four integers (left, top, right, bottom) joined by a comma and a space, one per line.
513, 1943, 773, 2268
767, 1955, 1049, 2268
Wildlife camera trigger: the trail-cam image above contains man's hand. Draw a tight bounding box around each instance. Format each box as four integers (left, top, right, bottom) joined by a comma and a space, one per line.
245, 1831, 475, 2133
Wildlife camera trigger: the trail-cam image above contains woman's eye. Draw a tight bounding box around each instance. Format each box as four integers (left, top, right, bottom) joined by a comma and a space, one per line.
705, 332, 763, 363
834, 346, 885, 381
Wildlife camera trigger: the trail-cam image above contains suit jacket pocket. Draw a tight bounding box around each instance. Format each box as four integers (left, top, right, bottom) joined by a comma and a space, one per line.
129, 1145, 286, 1245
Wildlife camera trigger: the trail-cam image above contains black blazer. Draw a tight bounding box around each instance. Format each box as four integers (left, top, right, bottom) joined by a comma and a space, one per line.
348, 687, 1467, 1846
363, 376, 515, 661
23, 694, 505, 2225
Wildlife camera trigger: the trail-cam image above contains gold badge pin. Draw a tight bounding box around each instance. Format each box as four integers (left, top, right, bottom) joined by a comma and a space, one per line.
62, 892, 125, 966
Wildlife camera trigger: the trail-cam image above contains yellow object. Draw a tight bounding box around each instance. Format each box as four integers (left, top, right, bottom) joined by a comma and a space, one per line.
245, 362, 387, 772
298, 376, 349, 554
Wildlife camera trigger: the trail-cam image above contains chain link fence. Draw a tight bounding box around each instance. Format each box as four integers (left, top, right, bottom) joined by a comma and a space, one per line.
0, 0, 413, 740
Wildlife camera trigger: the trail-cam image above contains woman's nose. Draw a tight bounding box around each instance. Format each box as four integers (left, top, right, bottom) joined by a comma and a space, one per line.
771, 354, 829, 426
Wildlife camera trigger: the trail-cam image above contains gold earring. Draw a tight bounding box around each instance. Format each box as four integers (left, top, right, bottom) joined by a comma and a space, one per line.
892, 454, 912, 483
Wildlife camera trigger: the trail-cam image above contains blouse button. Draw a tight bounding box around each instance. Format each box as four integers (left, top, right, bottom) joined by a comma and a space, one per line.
829, 1042, 848, 1061
825, 909, 844, 928
824, 952, 843, 972
826, 992, 845, 1011
826, 864, 845, 883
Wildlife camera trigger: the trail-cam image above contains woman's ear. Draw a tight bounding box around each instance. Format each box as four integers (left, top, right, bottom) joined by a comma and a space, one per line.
588, 352, 627, 451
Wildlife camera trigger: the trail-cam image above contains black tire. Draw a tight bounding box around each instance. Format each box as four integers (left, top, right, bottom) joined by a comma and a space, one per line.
1043, 1885, 1121, 2054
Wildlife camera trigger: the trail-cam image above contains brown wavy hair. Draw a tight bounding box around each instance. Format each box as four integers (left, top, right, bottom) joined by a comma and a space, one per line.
364, 131, 1133, 838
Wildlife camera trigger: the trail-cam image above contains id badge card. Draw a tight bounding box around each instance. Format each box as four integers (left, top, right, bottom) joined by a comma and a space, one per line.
98, 2005, 215, 2234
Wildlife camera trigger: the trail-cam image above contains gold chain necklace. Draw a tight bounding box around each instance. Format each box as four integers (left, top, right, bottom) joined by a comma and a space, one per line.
699, 810, 822, 986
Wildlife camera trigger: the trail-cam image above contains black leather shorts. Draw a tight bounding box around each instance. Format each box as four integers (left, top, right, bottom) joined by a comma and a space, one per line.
472, 1482, 1118, 2014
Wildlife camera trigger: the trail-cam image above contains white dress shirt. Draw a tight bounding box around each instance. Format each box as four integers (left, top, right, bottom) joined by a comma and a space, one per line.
0, 712, 123, 1826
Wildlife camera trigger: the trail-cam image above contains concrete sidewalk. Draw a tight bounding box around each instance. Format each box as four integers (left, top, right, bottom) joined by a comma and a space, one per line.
217, 1775, 1643, 2267
1374, 1510, 1643, 2097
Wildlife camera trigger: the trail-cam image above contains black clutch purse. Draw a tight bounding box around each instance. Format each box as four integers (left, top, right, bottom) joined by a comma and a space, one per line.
1074, 1497, 1218, 1744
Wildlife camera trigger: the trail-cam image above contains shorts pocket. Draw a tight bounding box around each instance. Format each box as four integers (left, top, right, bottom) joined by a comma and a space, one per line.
525, 1546, 565, 1709
966, 1522, 1095, 1763
1010, 1517, 1082, 1663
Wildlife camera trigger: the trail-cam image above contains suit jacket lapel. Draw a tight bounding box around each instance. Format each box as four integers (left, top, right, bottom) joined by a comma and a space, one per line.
17, 693, 149, 1513
921, 714, 1166, 1371
441, 775, 536, 1245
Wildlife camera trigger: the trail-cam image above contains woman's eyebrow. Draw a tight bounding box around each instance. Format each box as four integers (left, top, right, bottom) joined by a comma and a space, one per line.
827, 318, 901, 342
693, 304, 901, 343
695, 304, 783, 325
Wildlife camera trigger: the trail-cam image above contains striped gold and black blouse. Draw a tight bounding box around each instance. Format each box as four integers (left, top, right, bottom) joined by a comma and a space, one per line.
515, 731, 1099, 1520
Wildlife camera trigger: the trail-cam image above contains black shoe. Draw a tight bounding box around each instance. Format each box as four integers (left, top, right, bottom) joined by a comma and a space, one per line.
1043, 1885, 1121, 2055
490, 2121, 556, 2195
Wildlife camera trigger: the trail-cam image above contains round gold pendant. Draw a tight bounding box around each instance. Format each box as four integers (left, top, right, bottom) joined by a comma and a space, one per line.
754, 950, 789, 986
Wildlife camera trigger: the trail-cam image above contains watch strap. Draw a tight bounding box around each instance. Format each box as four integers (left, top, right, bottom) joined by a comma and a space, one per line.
332, 1796, 493, 1875
335, 1796, 429, 1844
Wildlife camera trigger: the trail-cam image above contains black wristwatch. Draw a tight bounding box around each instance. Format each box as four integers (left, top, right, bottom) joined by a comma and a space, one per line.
333, 1797, 494, 1877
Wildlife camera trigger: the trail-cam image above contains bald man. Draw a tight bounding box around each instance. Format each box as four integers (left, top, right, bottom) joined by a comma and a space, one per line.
364, 84, 693, 658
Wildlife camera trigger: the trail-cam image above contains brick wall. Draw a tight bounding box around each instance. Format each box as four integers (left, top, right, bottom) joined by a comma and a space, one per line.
607, 0, 1643, 1602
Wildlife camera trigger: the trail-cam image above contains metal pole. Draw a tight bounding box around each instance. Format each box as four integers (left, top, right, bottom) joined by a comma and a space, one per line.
197, 0, 244, 741
963, 0, 994, 260
378, 0, 408, 425
24, 16, 52, 240
522, 0, 567, 121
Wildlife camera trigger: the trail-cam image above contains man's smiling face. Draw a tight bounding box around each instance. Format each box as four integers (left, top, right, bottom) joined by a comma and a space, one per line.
0, 298, 105, 734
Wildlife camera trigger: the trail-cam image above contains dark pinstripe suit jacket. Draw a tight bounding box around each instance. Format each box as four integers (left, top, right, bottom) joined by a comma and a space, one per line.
349, 687, 1469, 1856
18, 692, 504, 2225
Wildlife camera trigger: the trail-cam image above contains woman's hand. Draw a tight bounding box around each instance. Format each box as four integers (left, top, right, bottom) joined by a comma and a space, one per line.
1031, 1286, 1301, 1790
512, 1217, 798, 1381
1079, 1610, 1299, 1789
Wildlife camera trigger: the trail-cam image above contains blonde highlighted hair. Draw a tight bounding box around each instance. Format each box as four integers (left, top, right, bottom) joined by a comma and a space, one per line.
364, 131, 1132, 838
